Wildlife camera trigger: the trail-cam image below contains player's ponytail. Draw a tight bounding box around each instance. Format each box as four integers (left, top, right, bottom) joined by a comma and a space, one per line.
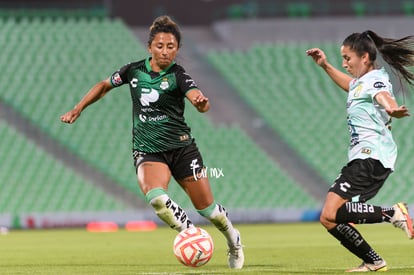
343, 30, 414, 86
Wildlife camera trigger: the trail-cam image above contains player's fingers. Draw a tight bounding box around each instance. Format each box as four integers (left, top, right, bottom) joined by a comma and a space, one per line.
194, 96, 208, 103
60, 112, 77, 123
306, 48, 319, 55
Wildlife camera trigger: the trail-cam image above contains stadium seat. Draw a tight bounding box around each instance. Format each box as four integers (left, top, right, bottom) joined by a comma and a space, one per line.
0, 121, 128, 213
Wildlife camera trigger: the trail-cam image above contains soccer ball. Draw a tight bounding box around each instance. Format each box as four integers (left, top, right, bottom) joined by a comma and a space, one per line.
173, 227, 214, 267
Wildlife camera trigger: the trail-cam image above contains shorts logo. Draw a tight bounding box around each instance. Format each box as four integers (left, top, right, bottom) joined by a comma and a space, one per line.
340, 182, 351, 193
133, 150, 146, 167
373, 81, 386, 89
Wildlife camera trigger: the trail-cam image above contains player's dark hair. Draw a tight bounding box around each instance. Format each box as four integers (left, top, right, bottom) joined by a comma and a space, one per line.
148, 15, 181, 48
342, 30, 414, 85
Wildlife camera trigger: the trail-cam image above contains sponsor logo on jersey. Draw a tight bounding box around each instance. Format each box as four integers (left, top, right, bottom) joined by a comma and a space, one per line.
140, 88, 159, 106
373, 81, 386, 89
138, 114, 167, 123
160, 78, 169, 90
112, 72, 123, 86
139, 114, 147, 122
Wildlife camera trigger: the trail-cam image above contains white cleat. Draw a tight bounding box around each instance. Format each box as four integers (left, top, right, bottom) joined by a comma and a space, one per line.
227, 229, 244, 269
390, 202, 414, 239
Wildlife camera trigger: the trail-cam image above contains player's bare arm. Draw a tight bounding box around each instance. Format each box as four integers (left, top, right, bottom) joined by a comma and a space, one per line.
306, 48, 352, 92
375, 91, 410, 118
60, 78, 114, 124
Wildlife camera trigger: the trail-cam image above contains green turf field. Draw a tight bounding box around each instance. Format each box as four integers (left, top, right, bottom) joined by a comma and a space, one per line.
0, 222, 413, 274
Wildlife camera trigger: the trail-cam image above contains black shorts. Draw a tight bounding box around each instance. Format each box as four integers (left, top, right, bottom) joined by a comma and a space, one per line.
329, 158, 392, 202
132, 141, 204, 181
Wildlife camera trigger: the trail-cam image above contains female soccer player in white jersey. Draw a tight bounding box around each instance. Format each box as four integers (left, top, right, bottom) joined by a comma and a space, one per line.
307, 30, 414, 272
60, 15, 244, 269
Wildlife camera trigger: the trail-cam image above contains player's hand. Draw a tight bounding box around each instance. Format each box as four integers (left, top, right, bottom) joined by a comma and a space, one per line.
306, 48, 328, 67
193, 94, 209, 112
386, 105, 410, 118
60, 109, 81, 124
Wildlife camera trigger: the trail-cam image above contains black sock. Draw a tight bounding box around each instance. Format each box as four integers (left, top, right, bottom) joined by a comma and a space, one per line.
336, 202, 383, 224
328, 223, 383, 264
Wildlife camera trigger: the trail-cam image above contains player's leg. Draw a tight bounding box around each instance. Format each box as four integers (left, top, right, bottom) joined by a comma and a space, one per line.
320, 192, 387, 271
335, 201, 413, 239
177, 174, 244, 269
330, 159, 413, 237
321, 159, 391, 271
136, 159, 193, 232
172, 142, 244, 269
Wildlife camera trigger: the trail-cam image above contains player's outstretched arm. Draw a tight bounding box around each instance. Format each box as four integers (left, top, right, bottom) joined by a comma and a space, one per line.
60, 79, 114, 124
306, 48, 352, 92
375, 91, 410, 118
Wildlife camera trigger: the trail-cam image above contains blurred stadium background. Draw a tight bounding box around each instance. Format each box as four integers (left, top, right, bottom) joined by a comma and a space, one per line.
1, 0, 414, 229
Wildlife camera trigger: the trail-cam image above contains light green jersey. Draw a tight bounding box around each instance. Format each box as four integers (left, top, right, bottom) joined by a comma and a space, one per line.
346, 68, 397, 170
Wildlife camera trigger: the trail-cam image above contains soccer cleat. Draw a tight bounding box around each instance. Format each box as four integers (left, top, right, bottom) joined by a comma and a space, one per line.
390, 202, 414, 239
346, 260, 387, 272
227, 229, 244, 269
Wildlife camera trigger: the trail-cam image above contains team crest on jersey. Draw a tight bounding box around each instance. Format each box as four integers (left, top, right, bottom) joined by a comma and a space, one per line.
353, 84, 363, 97
160, 78, 169, 90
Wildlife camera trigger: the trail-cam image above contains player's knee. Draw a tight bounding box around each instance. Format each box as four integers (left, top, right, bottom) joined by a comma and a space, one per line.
319, 208, 336, 229
319, 214, 330, 228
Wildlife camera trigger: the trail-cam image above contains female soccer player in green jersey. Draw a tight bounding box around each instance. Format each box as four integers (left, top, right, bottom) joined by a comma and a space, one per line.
307, 30, 414, 272
60, 15, 244, 269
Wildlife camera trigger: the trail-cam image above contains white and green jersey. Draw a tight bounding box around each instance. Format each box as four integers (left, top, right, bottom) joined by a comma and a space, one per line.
110, 57, 199, 153
346, 68, 397, 170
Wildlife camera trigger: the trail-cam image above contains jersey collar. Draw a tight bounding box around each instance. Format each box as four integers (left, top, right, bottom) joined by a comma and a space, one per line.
145, 57, 176, 76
